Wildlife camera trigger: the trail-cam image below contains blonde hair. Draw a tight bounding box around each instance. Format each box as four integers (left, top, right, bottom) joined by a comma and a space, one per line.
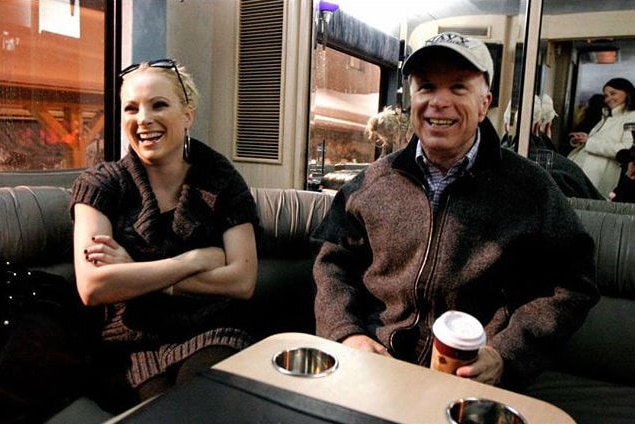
365, 106, 410, 157
121, 60, 200, 111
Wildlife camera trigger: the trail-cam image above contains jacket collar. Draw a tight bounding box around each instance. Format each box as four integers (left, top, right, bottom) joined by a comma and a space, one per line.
392, 117, 502, 179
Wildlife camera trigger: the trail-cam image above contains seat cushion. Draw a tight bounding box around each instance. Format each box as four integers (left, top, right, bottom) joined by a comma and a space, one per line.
243, 258, 316, 340
45, 397, 112, 424
555, 296, 635, 386
524, 371, 635, 424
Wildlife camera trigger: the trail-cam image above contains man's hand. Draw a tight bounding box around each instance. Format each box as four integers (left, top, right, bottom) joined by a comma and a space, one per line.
341, 334, 392, 357
456, 345, 503, 385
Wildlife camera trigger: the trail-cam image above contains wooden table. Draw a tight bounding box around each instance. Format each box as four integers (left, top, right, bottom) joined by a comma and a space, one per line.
213, 332, 576, 424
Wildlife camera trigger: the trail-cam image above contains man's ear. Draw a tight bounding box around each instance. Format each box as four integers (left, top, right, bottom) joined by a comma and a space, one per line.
479, 91, 493, 121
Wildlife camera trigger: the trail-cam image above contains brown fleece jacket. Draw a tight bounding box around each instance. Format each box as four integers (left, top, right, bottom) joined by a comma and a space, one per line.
312, 120, 599, 388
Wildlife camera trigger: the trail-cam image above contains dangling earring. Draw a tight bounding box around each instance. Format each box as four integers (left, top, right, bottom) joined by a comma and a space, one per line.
183, 129, 191, 162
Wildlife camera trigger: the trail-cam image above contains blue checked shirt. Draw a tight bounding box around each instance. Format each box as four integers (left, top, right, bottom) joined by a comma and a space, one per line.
415, 129, 481, 212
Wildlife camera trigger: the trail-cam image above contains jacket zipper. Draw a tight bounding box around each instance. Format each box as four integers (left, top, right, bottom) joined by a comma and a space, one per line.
416, 193, 451, 363
388, 175, 435, 356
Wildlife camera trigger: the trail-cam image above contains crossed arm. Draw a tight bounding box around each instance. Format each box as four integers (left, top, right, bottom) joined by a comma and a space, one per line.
73, 203, 257, 306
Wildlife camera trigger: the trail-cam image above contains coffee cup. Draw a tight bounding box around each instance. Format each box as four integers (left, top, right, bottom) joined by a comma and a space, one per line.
431, 310, 486, 374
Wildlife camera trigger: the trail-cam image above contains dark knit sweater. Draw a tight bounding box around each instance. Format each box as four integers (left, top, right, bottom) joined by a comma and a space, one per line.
70, 139, 258, 387
312, 120, 600, 388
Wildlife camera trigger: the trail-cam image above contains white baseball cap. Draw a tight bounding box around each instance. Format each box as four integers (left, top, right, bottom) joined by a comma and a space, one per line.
402, 32, 494, 87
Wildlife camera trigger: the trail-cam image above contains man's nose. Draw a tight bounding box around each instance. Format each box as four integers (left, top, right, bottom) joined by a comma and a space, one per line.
428, 90, 451, 107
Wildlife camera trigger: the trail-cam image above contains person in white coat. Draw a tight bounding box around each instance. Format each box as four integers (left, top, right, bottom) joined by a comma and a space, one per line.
568, 77, 635, 197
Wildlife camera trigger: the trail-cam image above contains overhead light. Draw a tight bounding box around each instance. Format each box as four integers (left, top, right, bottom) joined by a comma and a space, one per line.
578, 45, 619, 64
593, 49, 618, 64
319, 1, 340, 13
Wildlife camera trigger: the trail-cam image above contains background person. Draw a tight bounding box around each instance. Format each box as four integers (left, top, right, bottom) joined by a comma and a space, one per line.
507, 94, 604, 199
609, 145, 635, 202
538, 94, 558, 146
571, 93, 606, 134
312, 32, 599, 390
365, 105, 411, 159
568, 78, 635, 197
70, 59, 259, 412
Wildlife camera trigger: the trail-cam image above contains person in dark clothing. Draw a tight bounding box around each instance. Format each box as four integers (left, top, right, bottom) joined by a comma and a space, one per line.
530, 146, 606, 199
609, 145, 635, 202
312, 32, 599, 390
70, 59, 259, 412
502, 95, 605, 199
573, 93, 607, 134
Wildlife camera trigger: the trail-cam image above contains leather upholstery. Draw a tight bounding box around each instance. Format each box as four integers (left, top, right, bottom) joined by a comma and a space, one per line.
249, 187, 333, 257
1, 185, 633, 424
0, 186, 74, 281
574, 208, 635, 299
524, 197, 635, 424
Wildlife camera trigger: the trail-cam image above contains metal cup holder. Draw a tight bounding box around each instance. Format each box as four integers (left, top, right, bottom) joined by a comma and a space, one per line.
446, 397, 527, 424
272, 347, 338, 377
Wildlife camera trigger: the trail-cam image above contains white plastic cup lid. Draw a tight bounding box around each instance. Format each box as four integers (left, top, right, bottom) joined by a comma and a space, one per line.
432, 310, 486, 351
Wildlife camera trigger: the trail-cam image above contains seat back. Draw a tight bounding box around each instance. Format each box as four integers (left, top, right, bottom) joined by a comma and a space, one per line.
250, 188, 333, 258
568, 197, 635, 299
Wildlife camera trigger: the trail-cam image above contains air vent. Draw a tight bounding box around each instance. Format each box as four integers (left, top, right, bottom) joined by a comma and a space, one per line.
438, 26, 490, 38
236, 0, 284, 162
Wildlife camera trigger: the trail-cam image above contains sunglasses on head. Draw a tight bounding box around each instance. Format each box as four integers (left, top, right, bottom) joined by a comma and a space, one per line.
119, 58, 189, 105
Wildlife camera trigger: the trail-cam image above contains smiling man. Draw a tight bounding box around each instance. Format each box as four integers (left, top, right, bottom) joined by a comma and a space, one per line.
312, 32, 599, 390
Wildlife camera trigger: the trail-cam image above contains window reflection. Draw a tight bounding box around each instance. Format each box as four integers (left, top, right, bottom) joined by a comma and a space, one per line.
0, 0, 105, 171
308, 45, 380, 190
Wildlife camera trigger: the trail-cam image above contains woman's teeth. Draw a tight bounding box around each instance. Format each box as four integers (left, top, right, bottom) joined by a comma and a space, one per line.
138, 132, 163, 142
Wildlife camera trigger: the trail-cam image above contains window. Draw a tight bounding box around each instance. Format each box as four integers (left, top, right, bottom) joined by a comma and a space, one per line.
307, 45, 381, 189
0, 0, 110, 171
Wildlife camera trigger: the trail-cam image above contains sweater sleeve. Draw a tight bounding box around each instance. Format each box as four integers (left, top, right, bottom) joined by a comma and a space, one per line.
215, 169, 259, 233
488, 190, 599, 388
312, 180, 373, 343
69, 162, 125, 221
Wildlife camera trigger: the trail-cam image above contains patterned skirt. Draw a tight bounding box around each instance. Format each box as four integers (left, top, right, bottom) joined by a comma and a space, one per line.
126, 327, 251, 388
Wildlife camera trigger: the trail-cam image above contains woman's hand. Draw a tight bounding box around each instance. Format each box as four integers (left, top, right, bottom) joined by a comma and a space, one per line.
84, 234, 133, 266
456, 345, 504, 385
569, 131, 588, 146
74, 204, 210, 305
341, 334, 392, 357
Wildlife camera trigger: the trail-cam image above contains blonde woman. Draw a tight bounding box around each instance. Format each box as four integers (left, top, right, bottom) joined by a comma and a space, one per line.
70, 59, 258, 412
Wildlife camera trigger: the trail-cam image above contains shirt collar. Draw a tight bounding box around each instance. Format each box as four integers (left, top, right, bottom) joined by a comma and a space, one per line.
415, 128, 481, 173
